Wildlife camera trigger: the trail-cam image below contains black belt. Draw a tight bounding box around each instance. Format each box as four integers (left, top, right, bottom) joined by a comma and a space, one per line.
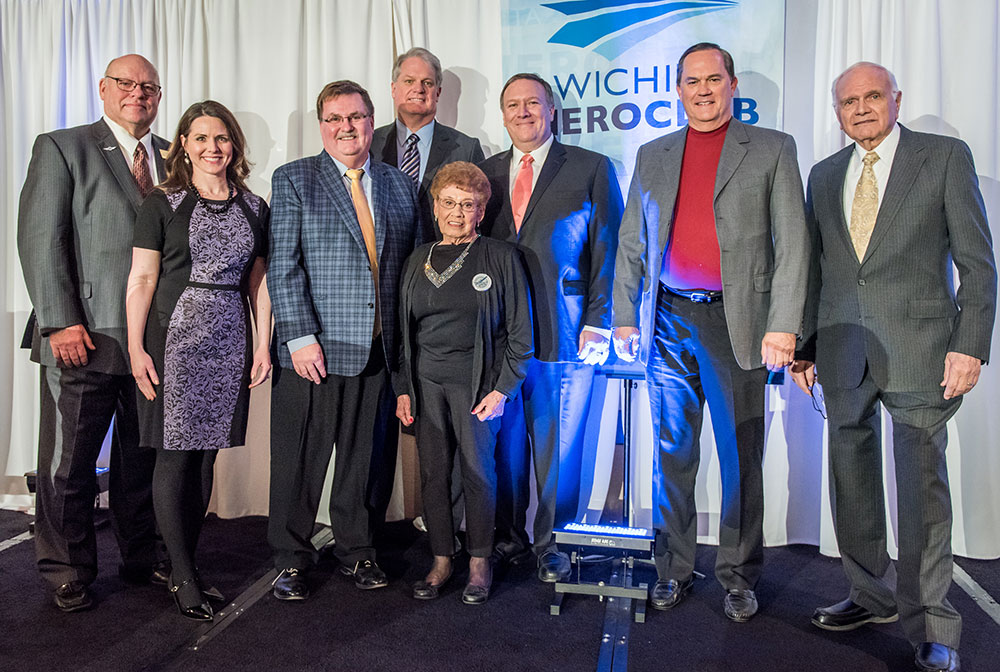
187, 281, 240, 291
662, 284, 723, 304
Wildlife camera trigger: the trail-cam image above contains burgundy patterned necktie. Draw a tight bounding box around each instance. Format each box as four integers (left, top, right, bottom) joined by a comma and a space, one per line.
132, 142, 154, 197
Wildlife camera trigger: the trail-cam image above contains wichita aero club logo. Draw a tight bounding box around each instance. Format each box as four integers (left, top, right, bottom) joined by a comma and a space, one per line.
544, 0, 738, 60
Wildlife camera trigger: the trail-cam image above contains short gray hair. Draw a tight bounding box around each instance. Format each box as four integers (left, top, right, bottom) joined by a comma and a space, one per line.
391, 47, 442, 87
831, 61, 899, 106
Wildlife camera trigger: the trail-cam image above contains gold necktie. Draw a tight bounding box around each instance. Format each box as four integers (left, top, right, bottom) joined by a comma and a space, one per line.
849, 151, 880, 261
345, 168, 381, 337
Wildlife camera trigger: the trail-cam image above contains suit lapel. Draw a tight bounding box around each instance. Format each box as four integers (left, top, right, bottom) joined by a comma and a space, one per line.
380, 129, 398, 166
824, 146, 856, 263
522, 139, 566, 227
714, 120, 748, 201
422, 124, 454, 194
152, 135, 170, 183
656, 130, 686, 253
862, 126, 925, 263
316, 151, 368, 255
487, 149, 516, 238
369, 161, 388, 258
92, 119, 143, 210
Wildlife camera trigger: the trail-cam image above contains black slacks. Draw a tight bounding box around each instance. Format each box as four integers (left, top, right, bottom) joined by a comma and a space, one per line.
646, 289, 766, 590
267, 345, 392, 570
35, 365, 160, 588
823, 370, 962, 648
415, 377, 499, 558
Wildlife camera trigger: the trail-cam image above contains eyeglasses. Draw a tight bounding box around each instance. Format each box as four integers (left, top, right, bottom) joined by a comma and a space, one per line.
322, 113, 371, 125
437, 197, 480, 214
105, 76, 161, 96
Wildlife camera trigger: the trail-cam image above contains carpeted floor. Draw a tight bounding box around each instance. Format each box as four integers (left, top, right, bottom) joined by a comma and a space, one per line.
0, 508, 997, 672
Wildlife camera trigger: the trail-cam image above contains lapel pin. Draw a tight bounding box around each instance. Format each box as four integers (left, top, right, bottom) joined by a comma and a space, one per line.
102, 146, 118, 151
159, 148, 169, 159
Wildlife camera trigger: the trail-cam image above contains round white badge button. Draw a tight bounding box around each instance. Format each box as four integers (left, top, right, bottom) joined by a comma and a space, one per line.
472, 273, 492, 291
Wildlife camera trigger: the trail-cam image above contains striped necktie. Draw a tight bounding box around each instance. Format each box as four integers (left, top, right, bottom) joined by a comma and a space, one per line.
399, 133, 420, 186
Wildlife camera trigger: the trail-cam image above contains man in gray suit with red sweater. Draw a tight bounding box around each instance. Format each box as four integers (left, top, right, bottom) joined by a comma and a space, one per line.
613, 43, 809, 622
267, 80, 420, 601
791, 62, 996, 672
17, 54, 168, 611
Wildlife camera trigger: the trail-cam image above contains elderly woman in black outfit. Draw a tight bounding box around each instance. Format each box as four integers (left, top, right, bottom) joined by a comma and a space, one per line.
396, 161, 533, 604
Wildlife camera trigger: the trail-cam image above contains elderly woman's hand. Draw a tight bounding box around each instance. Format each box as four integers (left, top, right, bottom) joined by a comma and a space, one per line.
396, 394, 414, 426
472, 390, 507, 422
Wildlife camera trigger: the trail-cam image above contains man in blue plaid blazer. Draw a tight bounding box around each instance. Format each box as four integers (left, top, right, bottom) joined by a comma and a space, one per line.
267, 80, 420, 600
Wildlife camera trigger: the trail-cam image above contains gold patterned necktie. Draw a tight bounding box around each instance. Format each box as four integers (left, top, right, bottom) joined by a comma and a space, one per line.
345, 168, 381, 337
132, 141, 154, 197
849, 151, 880, 261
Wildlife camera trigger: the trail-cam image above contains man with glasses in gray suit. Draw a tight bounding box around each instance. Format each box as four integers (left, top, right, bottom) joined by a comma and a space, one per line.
791, 62, 996, 672
613, 42, 809, 622
18, 54, 168, 612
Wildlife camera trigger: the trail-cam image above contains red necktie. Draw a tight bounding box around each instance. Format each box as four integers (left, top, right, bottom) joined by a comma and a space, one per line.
132, 142, 154, 197
511, 154, 534, 233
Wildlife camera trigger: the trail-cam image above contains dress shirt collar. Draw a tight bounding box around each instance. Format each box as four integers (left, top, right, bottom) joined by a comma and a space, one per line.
395, 118, 435, 149
328, 152, 372, 180
103, 114, 157, 180
851, 122, 900, 168
510, 133, 554, 172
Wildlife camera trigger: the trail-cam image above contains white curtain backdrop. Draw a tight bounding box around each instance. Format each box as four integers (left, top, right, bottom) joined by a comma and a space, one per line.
2, 0, 998, 559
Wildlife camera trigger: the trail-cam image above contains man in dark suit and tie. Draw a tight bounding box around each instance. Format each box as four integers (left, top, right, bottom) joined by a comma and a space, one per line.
371, 47, 485, 242
267, 80, 420, 600
480, 73, 623, 583
791, 62, 996, 672
612, 43, 809, 622
17, 54, 168, 611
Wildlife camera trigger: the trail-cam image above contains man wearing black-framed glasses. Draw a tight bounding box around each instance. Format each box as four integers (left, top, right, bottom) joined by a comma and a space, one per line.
17, 53, 169, 613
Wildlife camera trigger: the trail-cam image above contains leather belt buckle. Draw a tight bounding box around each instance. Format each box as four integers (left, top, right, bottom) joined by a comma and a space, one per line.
688, 292, 714, 303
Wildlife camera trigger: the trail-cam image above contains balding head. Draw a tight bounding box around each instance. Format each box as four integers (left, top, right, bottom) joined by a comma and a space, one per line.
100, 54, 161, 138
831, 61, 902, 151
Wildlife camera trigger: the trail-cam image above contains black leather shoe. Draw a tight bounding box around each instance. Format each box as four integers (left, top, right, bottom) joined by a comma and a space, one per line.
169, 576, 213, 621
537, 550, 571, 583
811, 598, 898, 631
493, 540, 532, 566
412, 569, 452, 600
649, 577, 693, 610
723, 588, 758, 622
915, 643, 960, 672
54, 581, 93, 612
119, 561, 170, 586
462, 583, 490, 605
339, 560, 388, 590
150, 561, 171, 586
272, 568, 309, 601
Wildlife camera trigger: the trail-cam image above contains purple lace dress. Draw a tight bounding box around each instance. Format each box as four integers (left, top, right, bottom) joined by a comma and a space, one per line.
133, 188, 269, 450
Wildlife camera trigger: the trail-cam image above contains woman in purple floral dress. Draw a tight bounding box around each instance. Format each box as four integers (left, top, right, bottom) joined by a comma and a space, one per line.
126, 101, 271, 621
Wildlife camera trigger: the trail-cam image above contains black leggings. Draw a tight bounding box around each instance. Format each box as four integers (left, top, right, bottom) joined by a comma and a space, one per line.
152, 448, 218, 584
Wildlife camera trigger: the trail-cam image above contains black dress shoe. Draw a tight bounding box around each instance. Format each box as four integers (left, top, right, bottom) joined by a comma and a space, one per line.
537, 550, 571, 583
150, 561, 171, 586
811, 598, 898, 631
339, 560, 388, 590
272, 568, 309, 601
723, 588, 758, 622
493, 540, 532, 566
462, 583, 490, 605
412, 569, 452, 600
649, 577, 693, 610
169, 576, 213, 621
54, 581, 93, 612
915, 643, 960, 672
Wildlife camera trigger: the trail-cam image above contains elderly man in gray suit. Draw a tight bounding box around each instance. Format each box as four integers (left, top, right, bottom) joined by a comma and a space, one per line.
267, 80, 420, 601
791, 62, 996, 672
17, 54, 168, 611
613, 42, 809, 622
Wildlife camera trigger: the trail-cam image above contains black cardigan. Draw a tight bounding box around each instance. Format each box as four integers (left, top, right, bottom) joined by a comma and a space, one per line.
394, 236, 534, 415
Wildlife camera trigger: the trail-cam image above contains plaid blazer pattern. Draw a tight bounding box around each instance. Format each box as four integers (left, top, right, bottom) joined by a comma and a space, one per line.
269, 151, 420, 376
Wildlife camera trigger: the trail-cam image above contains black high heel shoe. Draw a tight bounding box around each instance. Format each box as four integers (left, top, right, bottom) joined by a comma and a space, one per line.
169, 576, 213, 621
195, 569, 226, 603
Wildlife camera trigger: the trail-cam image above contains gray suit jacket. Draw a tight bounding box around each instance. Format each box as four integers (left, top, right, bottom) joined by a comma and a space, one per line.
371, 120, 485, 241
798, 125, 997, 391
613, 119, 809, 369
17, 119, 168, 375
